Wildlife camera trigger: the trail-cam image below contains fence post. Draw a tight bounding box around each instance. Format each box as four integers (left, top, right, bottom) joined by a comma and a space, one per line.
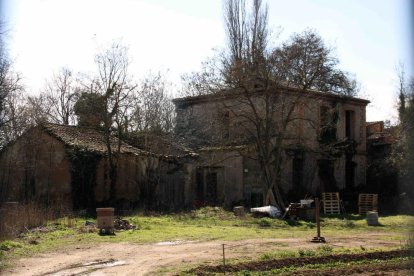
222, 244, 226, 266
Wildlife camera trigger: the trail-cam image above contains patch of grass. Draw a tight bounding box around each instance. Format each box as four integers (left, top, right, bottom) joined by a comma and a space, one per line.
0, 240, 23, 251
298, 248, 316, 257
317, 244, 333, 255
260, 250, 297, 260
259, 245, 389, 262
258, 218, 272, 227
0, 208, 412, 272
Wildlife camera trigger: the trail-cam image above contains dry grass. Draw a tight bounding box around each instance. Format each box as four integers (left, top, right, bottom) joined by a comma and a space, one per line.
0, 202, 72, 240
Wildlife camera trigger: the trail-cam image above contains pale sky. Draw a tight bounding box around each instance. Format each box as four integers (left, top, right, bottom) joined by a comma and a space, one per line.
1, 0, 413, 122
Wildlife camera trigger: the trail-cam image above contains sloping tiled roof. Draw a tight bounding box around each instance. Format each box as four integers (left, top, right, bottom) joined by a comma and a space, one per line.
42, 123, 147, 156
125, 133, 197, 158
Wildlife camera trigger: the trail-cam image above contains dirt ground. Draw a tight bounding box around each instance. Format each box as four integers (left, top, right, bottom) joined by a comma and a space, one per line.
5, 233, 406, 276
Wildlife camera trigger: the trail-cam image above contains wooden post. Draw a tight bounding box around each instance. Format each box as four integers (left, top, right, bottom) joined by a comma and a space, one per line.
316, 198, 321, 237
311, 198, 326, 243
222, 244, 226, 266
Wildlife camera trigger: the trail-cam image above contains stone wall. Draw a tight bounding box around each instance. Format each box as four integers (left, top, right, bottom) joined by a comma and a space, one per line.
0, 128, 72, 208
174, 90, 369, 206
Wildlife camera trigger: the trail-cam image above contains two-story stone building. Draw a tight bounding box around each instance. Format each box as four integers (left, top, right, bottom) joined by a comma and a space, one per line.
173, 86, 369, 207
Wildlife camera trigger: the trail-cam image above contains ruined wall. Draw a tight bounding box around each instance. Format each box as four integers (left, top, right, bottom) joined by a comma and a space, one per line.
0, 129, 72, 208
192, 149, 244, 207
94, 154, 192, 210
175, 100, 230, 147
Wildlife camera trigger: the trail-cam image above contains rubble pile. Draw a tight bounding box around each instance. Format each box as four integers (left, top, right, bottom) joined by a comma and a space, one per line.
114, 217, 136, 230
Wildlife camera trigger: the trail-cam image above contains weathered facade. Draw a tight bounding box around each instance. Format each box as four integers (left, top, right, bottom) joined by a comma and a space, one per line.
173, 87, 370, 207
0, 124, 195, 210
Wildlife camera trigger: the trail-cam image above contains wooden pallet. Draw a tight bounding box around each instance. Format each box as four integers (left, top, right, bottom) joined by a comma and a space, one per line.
359, 193, 378, 215
322, 192, 341, 214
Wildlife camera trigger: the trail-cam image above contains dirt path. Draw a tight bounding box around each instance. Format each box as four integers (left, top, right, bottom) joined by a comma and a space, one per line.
6, 233, 402, 276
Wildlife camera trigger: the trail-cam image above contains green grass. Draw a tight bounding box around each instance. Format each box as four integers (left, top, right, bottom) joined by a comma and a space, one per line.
0, 207, 413, 271
258, 244, 392, 261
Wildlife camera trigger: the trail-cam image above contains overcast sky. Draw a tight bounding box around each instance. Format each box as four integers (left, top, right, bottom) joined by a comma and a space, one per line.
1, 0, 413, 122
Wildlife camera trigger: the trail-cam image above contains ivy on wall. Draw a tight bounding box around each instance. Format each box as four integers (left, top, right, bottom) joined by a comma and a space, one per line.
66, 146, 101, 210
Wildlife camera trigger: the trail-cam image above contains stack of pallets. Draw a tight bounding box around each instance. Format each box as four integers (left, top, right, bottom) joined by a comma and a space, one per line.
322, 192, 341, 214
358, 193, 378, 215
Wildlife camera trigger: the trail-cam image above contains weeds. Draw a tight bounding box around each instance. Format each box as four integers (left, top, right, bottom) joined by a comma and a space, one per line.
298, 249, 316, 257
317, 244, 333, 255
0, 202, 73, 240
400, 233, 414, 250
260, 250, 297, 260
258, 218, 272, 227
343, 219, 356, 228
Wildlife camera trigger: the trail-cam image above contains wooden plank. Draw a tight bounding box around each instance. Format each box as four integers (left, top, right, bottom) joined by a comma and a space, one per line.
322, 193, 341, 214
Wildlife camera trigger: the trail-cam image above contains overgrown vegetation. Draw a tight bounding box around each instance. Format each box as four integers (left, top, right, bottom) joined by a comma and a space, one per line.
66, 147, 101, 210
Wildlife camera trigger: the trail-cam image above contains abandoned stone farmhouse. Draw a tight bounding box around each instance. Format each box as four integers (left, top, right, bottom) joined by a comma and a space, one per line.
173, 86, 370, 207
0, 86, 371, 210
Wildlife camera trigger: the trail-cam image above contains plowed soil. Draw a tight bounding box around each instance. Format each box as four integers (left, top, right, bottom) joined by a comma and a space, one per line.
191, 249, 414, 275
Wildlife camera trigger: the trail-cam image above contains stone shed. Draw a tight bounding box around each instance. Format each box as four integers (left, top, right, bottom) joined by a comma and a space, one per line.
0, 123, 195, 211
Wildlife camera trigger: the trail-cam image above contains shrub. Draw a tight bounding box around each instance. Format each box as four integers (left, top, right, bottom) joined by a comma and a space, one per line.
258, 218, 273, 227
298, 249, 316, 257
317, 244, 333, 255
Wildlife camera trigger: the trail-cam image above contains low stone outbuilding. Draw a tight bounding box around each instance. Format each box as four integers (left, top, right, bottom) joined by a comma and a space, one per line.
0, 123, 195, 211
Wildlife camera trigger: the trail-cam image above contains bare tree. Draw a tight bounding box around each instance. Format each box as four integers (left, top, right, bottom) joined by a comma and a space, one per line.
271, 30, 358, 96
390, 67, 414, 212
181, 0, 359, 209
130, 72, 175, 134
41, 68, 79, 125
83, 42, 137, 203
0, 21, 24, 148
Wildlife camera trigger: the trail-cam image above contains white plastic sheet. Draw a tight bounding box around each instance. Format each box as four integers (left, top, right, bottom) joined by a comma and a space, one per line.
250, 205, 282, 218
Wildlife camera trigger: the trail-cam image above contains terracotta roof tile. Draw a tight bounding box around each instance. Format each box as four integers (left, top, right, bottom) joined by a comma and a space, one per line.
42, 123, 147, 156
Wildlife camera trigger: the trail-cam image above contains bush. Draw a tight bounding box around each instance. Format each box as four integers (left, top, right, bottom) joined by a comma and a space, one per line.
258, 218, 273, 227
317, 244, 333, 255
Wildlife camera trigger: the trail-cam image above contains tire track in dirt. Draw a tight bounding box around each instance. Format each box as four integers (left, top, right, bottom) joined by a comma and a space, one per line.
4, 234, 405, 276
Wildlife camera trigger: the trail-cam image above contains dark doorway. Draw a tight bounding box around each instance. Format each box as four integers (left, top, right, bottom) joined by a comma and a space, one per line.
292, 157, 304, 189
345, 155, 355, 189
345, 110, 355, 140
196, 169, 204, 200
318, 159, 336, 192
250, 190, 263, 208
319, 106, 337, 143
205, 172, 218, 203
195, 167, 223, 205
